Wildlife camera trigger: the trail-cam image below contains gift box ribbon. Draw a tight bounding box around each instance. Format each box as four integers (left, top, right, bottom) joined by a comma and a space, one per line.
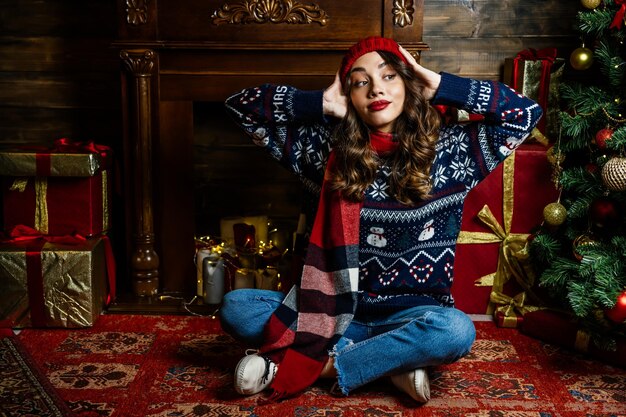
456, 155, 543, 315
512, 48, 557, 135
490, 290, 542, 328
15, 138, 112, 177
9, 170, 109, 235
2, 225, 116, 326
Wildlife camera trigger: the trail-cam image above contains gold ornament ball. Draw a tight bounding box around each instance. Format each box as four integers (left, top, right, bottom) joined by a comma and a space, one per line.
601, 156, 626, 191
570, 47, 594, 71
572, 234, 598, 261
543, 202, 567, 226
581, 0, 601, 9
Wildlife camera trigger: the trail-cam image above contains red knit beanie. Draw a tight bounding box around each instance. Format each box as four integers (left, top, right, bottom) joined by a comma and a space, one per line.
339, 36, 409, 87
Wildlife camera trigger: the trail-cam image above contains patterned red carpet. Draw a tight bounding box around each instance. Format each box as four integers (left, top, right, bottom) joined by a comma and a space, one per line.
8, 314, 626, 417
0, 337, 74, 417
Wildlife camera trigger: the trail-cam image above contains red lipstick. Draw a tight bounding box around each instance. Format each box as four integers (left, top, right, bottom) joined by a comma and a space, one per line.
368, 100, 390, 111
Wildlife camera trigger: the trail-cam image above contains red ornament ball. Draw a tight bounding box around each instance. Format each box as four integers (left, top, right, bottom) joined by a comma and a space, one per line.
585, 163, 599, 174
589, 197, 621, 231
605, 290, 626, 324
595, 128, 613, 149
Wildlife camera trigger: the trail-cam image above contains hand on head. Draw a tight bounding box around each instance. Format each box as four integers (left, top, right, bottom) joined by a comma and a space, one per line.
323, 72, 348, 118
398, 46, 441, 101
323, 37, 442, 119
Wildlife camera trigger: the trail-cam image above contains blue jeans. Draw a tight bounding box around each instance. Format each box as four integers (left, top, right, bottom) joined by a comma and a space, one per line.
219, 289, 476, 395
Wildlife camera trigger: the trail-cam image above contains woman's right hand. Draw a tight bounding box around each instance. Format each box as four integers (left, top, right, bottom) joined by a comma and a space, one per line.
323, 72, 348, 119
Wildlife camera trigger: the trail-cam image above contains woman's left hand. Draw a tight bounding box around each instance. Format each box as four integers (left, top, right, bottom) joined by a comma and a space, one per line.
399, 46, 441, 101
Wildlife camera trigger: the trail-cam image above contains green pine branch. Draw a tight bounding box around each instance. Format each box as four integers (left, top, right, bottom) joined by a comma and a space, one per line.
595, 40, 626, 87
530, 233, 561, 265
608, 126, 626, 150
577, 1, 620, 37
577, 9, 612, 35
560, 167, 601, 197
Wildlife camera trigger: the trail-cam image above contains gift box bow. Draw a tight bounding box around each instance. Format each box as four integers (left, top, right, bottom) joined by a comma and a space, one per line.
611, 0, 626, 29
490, 290, 543, 328
515, 48, 557, 63
3, 224, 87, 245
456, 156, 543, 316
0, 138, 112, 177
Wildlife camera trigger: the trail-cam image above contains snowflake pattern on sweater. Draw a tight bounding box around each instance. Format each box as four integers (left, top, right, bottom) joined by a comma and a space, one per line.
225, 73, 542, 313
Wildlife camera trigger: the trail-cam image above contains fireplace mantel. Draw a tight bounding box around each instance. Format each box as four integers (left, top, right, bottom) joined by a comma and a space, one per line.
113, 0, 427, 304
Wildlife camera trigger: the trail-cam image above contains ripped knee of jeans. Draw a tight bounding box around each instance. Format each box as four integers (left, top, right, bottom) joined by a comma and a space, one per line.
328, 337, 354, 357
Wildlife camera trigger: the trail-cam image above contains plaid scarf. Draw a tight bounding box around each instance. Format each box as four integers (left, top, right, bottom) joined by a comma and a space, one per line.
259, 132, 398, 401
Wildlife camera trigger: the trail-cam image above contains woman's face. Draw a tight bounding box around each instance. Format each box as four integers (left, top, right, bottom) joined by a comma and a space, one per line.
348, 51, 406, 133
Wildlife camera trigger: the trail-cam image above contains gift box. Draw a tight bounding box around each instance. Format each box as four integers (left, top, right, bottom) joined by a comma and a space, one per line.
504, 48, 565, 142
0, 139, 112, 236
452, 144, 560, 318
520, 309, 626, 368
492, 291, 543, 328
0, 228, 115, 328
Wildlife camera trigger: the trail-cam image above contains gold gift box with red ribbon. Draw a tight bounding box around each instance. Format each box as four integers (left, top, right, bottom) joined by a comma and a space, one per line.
0, 139, 112, 236
504, 48, 565, 143
0, 229, 115, 328
452, 144, 559, 326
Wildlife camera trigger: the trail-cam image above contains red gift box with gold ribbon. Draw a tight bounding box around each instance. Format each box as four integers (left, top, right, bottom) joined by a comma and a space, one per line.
520, 309, 626, 368
0, 225, 116, 328
452, 144, 559, 320
0, 139, 112, 237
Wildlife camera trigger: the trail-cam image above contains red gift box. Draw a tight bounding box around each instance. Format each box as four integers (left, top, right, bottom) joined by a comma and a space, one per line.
521, 309, 626, 368
452, 143, 559, 316
0, 140, 112, 237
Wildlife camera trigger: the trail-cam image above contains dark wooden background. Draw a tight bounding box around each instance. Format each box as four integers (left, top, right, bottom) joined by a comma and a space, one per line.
0, 0, 579, 146
0, 0, 581, 294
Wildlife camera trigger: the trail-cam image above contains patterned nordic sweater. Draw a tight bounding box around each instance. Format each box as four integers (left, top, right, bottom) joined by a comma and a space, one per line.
225, 72, 542, 314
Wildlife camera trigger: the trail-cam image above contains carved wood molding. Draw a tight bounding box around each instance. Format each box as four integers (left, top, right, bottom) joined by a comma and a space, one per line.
120, 48, 160, 296
212, 0, 329, 26
120, 49, 155, 77
126, 0, 151, 26
393, 0, 414, 28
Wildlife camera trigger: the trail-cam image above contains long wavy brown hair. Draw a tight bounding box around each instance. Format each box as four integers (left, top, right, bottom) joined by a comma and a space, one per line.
329, 51, 441, 205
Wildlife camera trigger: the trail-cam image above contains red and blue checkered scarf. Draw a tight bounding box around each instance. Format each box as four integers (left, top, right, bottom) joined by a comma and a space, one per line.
259, 132, 398, 402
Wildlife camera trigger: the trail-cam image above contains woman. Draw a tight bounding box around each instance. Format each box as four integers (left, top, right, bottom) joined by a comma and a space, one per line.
220, 36, 542, 403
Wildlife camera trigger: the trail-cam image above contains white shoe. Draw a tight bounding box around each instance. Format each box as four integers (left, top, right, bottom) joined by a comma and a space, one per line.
233, 351, 278, 395
390, 368, 431, 403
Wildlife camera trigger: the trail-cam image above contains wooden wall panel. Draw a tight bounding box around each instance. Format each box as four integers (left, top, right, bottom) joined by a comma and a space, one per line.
0, 1, 116, 37
0, 37, 119, 73
0, 0, 581, 145
0, 0, 120, 146
423, 0, 577, 38
0, 107, 120, 144
422, 0, 579, 79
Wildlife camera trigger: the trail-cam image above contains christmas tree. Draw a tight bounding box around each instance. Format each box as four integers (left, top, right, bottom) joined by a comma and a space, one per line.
530, 0, 626, 349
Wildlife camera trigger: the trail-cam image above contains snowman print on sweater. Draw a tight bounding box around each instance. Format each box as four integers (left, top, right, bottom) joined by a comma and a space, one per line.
366, 227, 387, 248
418, 219, 435, 241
